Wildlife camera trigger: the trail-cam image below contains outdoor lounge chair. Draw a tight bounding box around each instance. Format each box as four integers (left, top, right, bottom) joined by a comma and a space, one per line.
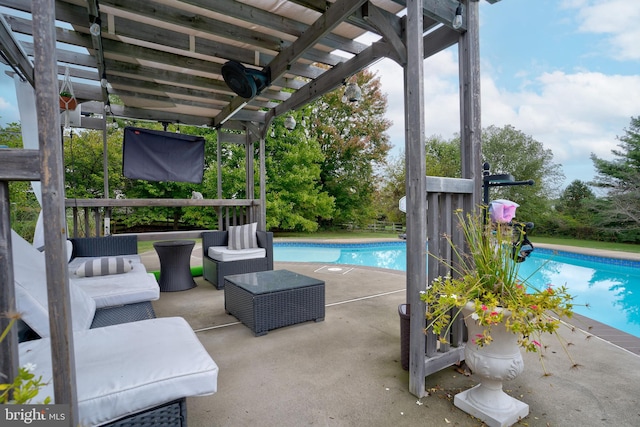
19, 317, 218, 426
202, 226, 274, 289
11, 230, 158, 340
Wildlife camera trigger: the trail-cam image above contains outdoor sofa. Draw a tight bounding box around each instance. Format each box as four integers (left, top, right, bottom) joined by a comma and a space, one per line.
202, 225, 274, 289
11, 230, 219, 425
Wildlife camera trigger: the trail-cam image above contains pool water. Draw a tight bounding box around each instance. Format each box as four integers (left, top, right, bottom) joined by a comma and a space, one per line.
274, 242, 640, 338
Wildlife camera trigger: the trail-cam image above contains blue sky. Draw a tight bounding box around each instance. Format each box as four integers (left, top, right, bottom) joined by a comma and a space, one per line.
1, 0, 639, 192
371, 0, 640, 192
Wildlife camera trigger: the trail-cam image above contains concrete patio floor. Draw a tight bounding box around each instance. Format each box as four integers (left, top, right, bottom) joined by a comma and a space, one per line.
141, 244, 640, 427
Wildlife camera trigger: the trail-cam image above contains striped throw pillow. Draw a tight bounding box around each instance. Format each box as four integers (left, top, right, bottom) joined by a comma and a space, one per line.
227, 223, 258, 250
74, 257, 133, 277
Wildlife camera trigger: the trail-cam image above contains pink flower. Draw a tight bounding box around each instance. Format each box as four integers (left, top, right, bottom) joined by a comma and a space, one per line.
533, 340, 541, 348
481, 305, 488, 311
530, 305, 538, 310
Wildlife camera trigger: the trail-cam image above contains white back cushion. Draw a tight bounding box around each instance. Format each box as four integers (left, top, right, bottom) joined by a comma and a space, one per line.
19, 317, 219, 426
11, 230, 96, 337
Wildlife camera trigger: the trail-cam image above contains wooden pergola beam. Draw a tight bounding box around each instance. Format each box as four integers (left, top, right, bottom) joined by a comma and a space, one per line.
214, 0, 369, 127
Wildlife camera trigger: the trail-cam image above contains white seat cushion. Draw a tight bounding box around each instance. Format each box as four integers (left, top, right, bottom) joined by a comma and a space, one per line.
68, 256, 159, 308
208, 245, 266, 262
70, 271, 160, 308
11, 230, 96, 337
19, 317, 219, 427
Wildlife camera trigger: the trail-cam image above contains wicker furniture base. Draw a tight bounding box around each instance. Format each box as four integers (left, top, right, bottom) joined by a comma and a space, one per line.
154, 240, 197, 292
224, 269, 325, 336
104, 398, 186, 427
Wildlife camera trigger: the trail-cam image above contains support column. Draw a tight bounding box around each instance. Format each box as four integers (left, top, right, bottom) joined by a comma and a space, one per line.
32, 0, 78, 423
404, 0, 428, 398
459, 0, 482, 210
0, 181, 18, 396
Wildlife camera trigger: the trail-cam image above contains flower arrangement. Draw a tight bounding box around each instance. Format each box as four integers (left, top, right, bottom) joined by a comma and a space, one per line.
421, 209, 584, 374
0, 317, 50, 404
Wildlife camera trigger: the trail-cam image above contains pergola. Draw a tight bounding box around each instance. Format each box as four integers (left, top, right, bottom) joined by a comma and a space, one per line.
0, 0, 498, 423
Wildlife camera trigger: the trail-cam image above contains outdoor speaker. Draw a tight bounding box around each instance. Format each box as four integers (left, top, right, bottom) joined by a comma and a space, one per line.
221, 61, 271, 99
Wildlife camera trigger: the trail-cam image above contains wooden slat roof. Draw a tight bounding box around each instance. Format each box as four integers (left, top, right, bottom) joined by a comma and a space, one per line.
0, 0, 477, 130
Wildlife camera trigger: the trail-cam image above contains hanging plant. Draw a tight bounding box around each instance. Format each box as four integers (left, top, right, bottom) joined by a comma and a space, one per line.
59, 67, 77, 111
59, 91, 77, 110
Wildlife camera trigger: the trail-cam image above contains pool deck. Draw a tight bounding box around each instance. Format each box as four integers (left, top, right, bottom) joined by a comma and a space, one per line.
141, 241, 640, 426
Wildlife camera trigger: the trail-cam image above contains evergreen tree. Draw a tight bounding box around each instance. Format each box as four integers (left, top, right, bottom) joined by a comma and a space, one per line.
590, 116, 640, 241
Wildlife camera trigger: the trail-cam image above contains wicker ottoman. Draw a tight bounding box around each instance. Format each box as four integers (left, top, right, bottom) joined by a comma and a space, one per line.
224, 269, 325, 336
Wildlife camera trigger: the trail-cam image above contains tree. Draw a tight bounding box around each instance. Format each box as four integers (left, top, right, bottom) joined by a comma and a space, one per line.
425, 135, 461, 177
308, 70, 392, 227
1, 122, 40, 238
375, 152, 406, 224
590, 116, 640, 241
480, 125, 564, 224
556, 180, 595, 218
263, 115, 334, 231
378, 125, 564, 227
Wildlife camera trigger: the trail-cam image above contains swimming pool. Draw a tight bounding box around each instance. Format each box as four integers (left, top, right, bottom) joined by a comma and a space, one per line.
274, 241, 640, 338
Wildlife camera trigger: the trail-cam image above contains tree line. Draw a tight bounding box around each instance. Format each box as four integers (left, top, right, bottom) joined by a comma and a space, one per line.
2, 77, 638, 243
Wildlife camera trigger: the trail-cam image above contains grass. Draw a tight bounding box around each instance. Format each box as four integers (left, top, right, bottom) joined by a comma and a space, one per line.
136, 231, 639, 255
532, 236, 640, 254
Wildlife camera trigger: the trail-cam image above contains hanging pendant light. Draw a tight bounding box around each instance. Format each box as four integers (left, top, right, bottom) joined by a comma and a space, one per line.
284, 115, 296, 130
342, 82, 362, 103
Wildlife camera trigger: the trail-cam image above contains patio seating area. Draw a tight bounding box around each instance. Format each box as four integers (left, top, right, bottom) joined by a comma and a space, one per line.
142, 244, 640, 427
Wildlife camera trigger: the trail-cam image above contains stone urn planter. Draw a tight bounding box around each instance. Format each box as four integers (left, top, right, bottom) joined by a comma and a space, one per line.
454, 303, 529, 427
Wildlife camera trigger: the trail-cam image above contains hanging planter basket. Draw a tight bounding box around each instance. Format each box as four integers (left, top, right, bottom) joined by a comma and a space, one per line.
59, 94, 78, 111
59, 67, 78, 111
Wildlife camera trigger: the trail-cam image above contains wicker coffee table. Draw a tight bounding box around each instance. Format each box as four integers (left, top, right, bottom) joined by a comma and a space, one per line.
224, 269, 325, 336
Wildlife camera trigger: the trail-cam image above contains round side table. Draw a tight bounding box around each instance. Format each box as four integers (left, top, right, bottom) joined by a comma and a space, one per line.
153, 240, 197, 292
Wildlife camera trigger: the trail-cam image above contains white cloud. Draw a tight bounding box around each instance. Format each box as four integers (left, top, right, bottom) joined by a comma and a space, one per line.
377, 50, 640, 187
569, 0, 640, 60
0, 97, 11, 110
483, 70, 640, 163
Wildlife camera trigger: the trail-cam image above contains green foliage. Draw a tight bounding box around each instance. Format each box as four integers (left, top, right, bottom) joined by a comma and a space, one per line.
425, 135, 461, 177
422, 210, 581, 374
265, 115, 334, 231
590, 116, 640, 242
309, 70, 392, 227
1, 123, 40, 239
375, 152, 406, 223
480, 125, 564, 223
0, 319, 50, 404
377, 125, 565, 229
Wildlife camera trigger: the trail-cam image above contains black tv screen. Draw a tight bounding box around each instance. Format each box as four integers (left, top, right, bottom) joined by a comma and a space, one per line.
123, 127, 205, 183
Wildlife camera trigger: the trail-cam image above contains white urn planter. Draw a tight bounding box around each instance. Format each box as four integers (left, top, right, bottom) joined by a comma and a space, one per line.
454, 303, 529, 427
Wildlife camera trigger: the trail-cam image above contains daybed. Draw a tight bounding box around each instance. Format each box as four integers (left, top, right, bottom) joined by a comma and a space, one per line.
202, 225, 274, 289
11, 231, 158, 340
19, 317, 218, 426
11, 231, 219, 426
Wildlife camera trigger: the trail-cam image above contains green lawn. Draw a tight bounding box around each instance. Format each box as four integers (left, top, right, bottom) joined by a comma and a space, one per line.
137, 231, 640, 255
531, 236, 640, 254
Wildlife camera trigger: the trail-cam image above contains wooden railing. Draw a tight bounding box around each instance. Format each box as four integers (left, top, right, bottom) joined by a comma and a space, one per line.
65, 198, 262, 238
416, 177, 474, 380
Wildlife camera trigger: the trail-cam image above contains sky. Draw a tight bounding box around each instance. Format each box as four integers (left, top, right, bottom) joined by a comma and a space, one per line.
1, 0, 639, 191
367, 0, 640, 190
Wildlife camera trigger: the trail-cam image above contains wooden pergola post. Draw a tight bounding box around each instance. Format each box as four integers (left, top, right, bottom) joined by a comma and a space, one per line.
404, 0, 428, 398
32, 0, 79, 423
